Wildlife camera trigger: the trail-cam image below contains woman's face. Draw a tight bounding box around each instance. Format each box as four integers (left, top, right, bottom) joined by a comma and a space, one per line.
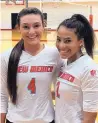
56, 25, 83, 62
19, 14, 44, 46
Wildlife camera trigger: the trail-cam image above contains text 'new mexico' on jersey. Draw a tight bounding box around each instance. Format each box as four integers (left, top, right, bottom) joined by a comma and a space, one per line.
1, 45, 62, 123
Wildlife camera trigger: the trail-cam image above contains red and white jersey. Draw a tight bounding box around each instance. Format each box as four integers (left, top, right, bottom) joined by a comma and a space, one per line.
0, 45, 62, 123
55, 55, 98, 123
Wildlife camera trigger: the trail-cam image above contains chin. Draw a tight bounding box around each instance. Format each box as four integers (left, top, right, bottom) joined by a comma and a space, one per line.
61, 55, 68, 59
30, 41, 40, 45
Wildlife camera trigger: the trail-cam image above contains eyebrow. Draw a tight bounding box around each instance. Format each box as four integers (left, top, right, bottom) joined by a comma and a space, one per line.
57, 36, 71, 40
22, 22, 41, 25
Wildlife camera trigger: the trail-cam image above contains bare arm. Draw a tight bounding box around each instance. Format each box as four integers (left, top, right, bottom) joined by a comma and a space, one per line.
82, 111, 97, 123
1, 113, 6, 123
51, 91, 55, 100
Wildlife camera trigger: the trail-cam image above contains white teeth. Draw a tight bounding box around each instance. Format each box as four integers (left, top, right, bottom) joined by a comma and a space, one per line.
64, 51, 68, 53
28, 36, 36, 39
61, 51, 69, 53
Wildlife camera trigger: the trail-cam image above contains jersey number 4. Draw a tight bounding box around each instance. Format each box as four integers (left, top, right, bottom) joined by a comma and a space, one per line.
56, 81, 60, 98
28, 78, 36, 94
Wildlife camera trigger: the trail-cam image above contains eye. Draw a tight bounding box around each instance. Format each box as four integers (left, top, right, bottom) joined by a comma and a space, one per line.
23, 25, 29, 29
64, 39, 71, 43
57, 38, 61, 42
34, 24, 40, 28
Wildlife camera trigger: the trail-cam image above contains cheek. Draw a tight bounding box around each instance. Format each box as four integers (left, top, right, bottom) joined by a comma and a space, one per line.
19, 29, 26, 34
38, 27, 44, 32
21, 32, 26, 37
56, 43, 59, 49
71, 44, 81, 52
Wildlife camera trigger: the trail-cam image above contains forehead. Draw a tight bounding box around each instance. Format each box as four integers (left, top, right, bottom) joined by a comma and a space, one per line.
20, 14, 42, 24
57, 26, 76, 38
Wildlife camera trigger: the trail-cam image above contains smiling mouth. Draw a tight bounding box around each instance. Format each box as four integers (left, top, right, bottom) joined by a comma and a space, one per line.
60, 50, 70, 54
28, 37, 36, 39
27, 36, 37, 39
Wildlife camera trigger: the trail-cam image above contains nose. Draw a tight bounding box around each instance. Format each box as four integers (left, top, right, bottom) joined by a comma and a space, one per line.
29, 27, 35, 34
58, 41, 66, 50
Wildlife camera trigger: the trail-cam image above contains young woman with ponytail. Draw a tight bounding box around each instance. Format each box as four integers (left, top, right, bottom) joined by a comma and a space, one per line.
0, 7, 62, 123
55, 14, 98, 123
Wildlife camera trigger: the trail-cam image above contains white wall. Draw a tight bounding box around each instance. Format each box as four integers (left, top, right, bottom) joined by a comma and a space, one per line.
1, 1, 98, 30
41, 2, 90, 29
1, 3, 25, 29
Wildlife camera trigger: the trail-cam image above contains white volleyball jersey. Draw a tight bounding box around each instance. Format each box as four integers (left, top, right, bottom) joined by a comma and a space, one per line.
0, 45, 62, 123
55, 55, 98, 123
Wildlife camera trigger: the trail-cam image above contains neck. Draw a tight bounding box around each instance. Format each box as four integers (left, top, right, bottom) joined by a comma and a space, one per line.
67, 52, 84, 65
24, 43, 44, 56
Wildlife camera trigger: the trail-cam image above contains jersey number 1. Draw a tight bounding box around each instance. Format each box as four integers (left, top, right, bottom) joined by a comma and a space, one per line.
28, 78, 36, 94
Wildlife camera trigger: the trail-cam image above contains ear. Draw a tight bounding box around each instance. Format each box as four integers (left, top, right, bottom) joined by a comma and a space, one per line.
79, 38, 84, 47
44, 19, 47, 27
